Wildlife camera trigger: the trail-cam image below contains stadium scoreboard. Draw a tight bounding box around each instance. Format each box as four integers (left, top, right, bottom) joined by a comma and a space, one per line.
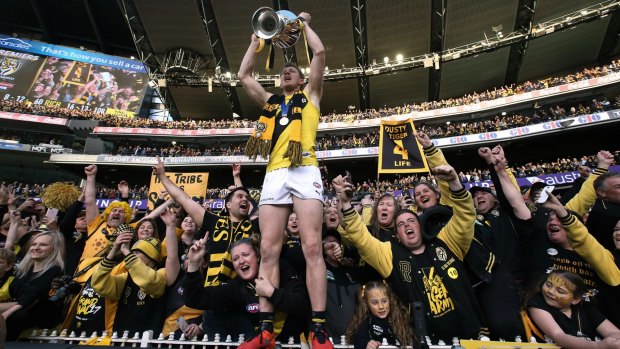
0, 35, 149, 118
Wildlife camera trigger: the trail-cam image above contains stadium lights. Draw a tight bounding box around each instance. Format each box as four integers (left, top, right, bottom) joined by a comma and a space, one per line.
153, 0, 620, 87
492, 24, 503, 39
423, 56, 433, 68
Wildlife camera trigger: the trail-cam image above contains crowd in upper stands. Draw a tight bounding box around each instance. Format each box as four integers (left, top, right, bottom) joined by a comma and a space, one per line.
0, 130, 61, 147
2, 96, 616, 167
418, 98, 614, 137
1, 59, 620, 131
102, 97, 615, 162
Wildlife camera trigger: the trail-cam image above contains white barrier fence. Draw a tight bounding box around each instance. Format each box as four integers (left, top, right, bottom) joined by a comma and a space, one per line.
25, 329, 455, 348
25, 329, 565, 348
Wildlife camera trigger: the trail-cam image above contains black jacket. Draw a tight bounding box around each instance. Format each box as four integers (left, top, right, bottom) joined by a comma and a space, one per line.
183, 259, 309, 341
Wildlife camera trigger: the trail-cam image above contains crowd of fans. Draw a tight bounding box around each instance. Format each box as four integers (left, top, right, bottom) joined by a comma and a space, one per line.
113, 143, 245, 157
112, 131, 380, 157
1, 142, 620, 349
3, 95, 614, 167
321, 150, 619, 194
1, 60, 619, 131
418, 98, 613, 138
103, 97, 614, 163
0, 130, 61, 147
0, 181, 150, 201
3, 149, 618, 206
3, 58, 620, 349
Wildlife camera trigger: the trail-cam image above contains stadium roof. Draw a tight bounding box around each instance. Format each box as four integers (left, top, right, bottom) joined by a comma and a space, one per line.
2, 0, 619, 120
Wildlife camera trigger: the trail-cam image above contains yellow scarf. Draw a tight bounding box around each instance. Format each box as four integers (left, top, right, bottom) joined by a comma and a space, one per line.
245, 91, 307, 167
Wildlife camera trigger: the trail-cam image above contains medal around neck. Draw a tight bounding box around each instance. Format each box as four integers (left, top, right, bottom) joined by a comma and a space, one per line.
279, 116, 289, 126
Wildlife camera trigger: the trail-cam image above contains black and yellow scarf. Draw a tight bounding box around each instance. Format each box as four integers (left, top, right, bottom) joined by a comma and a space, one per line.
204, 217, 254, 286
245, 91, 307, 167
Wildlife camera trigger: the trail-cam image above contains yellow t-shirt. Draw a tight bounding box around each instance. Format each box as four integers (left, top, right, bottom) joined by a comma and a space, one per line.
82, 215, 110, 262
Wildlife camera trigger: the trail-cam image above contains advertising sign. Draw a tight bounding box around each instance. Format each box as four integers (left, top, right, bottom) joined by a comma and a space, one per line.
0, 35, 148, 116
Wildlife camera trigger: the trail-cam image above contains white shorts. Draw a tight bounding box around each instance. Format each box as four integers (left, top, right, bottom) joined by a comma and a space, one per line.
259, 165, 324, 205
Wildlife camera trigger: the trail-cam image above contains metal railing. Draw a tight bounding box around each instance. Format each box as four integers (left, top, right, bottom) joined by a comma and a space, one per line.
25, 329, 457, 348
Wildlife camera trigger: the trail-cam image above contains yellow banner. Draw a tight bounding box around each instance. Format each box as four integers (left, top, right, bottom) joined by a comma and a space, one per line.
460, 339, 559, 349
378, 118, 429, 174
62, 61, 92, 86
148, 172, 209, 210
105, 108, 135, 118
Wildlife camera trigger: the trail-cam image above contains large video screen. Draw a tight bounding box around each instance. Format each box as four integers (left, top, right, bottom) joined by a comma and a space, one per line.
0, 35, 148, 117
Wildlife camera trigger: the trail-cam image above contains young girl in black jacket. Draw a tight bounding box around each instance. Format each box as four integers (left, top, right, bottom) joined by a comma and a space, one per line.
346, 281, 415, 349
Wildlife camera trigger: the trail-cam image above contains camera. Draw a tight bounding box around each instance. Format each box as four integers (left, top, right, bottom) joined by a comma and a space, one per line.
344, 171, 354, 198
49, 275, 81, 302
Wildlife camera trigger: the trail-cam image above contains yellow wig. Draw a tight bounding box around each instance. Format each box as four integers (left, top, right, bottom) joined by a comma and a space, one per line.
102, 201, 132, 223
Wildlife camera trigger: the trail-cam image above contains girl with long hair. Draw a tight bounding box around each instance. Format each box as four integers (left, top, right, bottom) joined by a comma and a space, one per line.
282, 211, 306, 275
346, 281, 415, 349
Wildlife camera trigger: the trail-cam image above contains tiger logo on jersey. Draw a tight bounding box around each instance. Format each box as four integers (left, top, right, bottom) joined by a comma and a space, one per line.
0, 57, 21, 76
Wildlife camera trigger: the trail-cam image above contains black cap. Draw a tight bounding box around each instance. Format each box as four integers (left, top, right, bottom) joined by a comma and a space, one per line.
418, 205, 453, 240
469, 186, 497, 197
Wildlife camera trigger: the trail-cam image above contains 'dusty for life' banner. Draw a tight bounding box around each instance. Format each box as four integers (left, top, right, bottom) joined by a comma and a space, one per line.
378, 118, 429, 174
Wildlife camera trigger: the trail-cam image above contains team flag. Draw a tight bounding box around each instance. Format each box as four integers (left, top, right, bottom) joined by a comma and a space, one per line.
148, 172, 209, 209
378, 119, 429, 174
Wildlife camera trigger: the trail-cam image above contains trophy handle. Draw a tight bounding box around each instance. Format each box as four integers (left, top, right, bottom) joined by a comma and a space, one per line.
252, 7, 280, 39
